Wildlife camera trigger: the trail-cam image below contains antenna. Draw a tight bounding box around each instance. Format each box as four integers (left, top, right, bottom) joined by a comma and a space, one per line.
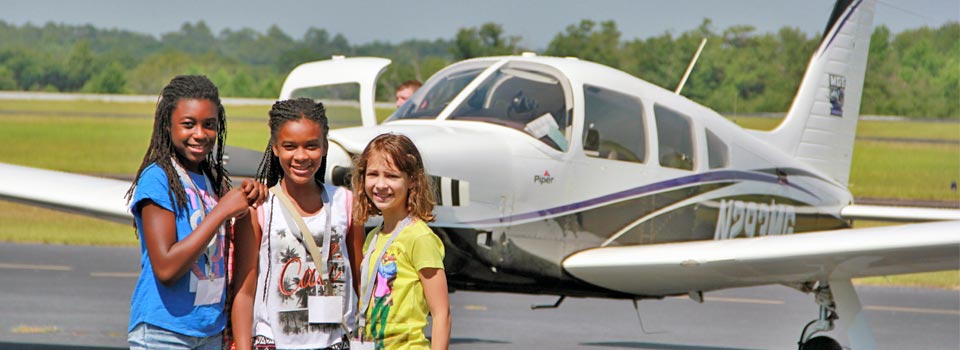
675, 38, 708, 95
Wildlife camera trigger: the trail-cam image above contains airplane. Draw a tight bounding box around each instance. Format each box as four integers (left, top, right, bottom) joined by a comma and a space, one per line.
1, 0, 958, 349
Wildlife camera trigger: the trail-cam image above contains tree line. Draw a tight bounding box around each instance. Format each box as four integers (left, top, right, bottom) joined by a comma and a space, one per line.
0, 19, 956, 118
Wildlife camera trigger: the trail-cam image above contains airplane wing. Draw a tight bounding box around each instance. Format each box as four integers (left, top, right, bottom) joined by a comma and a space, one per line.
840, 204, 960, 222
562, 221, 960, 297
0, 163, 132, 224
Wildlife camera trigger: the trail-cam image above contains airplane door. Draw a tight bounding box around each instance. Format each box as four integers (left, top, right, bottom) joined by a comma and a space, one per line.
279, 56, 391, 127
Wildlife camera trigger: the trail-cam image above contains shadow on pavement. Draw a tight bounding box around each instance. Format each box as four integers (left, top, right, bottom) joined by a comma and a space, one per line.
581, 341, 760, 350
0, 342, 124, 350
450, 337, 511, 345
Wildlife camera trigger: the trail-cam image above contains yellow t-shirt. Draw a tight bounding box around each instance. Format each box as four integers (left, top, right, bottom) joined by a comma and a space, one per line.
362, 219, 445, 350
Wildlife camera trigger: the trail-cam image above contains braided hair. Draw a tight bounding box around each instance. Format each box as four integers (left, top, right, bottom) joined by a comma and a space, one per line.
125, 75, 230, 211
255, 98, 329, 187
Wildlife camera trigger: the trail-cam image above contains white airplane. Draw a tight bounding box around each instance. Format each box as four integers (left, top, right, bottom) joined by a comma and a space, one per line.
1, 0, 958, 349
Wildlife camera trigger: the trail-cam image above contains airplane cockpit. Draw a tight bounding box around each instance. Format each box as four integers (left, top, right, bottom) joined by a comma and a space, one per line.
390, 61, 573, 151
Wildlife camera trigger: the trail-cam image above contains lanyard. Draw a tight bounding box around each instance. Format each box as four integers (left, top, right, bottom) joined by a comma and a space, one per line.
270, 185, 334, 288
170, 157, 222, 280
358, 216, 413, 328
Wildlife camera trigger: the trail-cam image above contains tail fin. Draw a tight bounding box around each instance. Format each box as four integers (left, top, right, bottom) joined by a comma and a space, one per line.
762, 0, 876, 185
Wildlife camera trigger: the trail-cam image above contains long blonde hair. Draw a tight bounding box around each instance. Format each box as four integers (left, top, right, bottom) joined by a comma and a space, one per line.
351, 133, 435, 227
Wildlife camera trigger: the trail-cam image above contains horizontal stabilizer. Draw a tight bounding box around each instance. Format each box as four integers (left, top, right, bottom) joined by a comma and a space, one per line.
563, 221, 960, 296
841, 204, 960, 222
0, 163, 132, 224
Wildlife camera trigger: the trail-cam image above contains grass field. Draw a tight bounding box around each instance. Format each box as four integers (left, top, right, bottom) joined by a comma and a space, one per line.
1, 100, 958, 288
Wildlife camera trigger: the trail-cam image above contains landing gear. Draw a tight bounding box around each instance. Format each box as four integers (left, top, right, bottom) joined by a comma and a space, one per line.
797, 279, 877, 350
797, 284, 839, 349
800, 336, 842, 350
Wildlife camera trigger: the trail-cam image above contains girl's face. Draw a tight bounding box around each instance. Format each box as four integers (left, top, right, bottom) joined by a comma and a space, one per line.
272, 118, 327, 186
170, 99, 219, 172
364, 152, 410, 218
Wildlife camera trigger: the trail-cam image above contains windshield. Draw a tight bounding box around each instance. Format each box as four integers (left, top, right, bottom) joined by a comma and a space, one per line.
389, 61, 493, 121
448, 64, 570, 151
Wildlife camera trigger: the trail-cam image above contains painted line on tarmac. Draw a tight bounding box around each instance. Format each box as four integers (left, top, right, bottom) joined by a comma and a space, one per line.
865, 305, 960, 316
0, 262, 72, 271
90, 272, 139, 278
463, 305, 488, 311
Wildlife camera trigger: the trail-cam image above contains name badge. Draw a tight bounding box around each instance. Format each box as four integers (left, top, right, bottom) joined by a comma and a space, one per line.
194, 277, 225, 306
308, 295, 344, 324
350, 340, 375, 350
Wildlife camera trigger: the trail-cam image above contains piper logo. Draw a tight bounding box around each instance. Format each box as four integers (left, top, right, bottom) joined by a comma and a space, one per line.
534, 170, 554, 185
714, 199, 796, 240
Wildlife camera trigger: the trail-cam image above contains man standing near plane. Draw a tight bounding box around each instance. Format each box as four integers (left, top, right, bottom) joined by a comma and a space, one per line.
395, 79, 421, 108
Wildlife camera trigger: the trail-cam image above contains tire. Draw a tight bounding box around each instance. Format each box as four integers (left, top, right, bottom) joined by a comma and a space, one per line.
801, 336, 842, 350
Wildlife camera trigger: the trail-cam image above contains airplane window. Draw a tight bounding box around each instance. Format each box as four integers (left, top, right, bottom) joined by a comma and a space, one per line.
449, 65, 569, 151
290, 83, 363, 128
582, 85, 646, 163
654, 105, 695, 170
391, 62, 493, 121
706, 129, 728, 169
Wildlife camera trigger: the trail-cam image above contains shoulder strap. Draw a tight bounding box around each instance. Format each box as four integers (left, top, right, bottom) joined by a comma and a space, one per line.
269, 185, 327, 284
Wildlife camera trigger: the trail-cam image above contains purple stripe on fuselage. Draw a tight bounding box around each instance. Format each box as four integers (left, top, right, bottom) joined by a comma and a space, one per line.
465, 170, 819, 225
819, 0, 863, 58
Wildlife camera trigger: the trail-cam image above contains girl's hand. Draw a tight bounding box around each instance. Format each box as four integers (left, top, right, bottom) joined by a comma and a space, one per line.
219, 188, 253, 219
239, 179, 268, 208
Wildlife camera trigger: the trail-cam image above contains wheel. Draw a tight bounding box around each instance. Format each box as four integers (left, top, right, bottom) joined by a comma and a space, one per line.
800, 336, 842, 350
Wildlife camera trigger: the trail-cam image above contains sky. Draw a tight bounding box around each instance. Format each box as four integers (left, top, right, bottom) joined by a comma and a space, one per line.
4, 0, 958, 49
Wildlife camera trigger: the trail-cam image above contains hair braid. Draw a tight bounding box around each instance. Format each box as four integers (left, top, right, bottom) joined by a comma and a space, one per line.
126, 75, 231, 212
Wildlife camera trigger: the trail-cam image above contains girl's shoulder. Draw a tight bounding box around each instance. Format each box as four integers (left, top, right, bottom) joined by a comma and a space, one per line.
404, 220, 438, 241
138, 162, 168, 182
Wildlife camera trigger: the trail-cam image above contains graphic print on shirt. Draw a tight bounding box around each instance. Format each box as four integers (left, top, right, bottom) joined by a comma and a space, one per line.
370, 248, 398, 346
185, 186, 225, 281
273, 223, 348, 335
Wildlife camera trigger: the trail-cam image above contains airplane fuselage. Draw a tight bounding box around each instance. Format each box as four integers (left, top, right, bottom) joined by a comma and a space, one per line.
322, 55, 853, 298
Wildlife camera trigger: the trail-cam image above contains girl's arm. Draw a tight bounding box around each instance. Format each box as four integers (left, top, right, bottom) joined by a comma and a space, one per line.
345, 190, 365, 296
231, 207, 262, 350
142, 188, 250, 285
347, 222, 365, 296
419, 268, 450, 350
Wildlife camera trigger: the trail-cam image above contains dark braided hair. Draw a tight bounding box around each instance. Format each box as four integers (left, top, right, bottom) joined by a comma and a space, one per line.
255, 98, 329, 187
255, 98, 328, 296
125, 75, 231, 211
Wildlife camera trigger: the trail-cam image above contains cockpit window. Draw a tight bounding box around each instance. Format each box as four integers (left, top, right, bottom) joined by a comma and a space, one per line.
448, 64, 570, 151
390, 61, 493, 121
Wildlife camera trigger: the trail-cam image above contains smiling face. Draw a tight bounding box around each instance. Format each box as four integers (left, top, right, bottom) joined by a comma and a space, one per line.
170, 99, 219, 172
272, 118, 327, 185
364, 152, 411, 219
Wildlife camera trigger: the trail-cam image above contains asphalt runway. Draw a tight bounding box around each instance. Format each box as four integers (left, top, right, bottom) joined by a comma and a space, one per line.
1, 243, 957, 350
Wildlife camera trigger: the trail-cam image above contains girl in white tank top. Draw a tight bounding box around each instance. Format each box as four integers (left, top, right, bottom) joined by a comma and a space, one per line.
232, 99, 364, 350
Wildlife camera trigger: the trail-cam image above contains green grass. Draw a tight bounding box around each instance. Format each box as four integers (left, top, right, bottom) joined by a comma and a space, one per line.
0, 200, 137, 246
849, 141, 960, 201
0, 100, 957, 288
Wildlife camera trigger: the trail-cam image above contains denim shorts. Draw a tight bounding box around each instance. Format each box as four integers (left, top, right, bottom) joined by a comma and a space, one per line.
128, 323, 222, 350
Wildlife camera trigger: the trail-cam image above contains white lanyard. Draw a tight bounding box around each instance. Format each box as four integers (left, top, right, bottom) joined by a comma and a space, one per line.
358, 216, 413, 329
271, 185, 334, 289
170, 157, 222, 280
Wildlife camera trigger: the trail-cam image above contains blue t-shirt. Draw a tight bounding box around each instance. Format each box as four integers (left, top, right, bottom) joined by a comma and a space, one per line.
128, 163, 226, 337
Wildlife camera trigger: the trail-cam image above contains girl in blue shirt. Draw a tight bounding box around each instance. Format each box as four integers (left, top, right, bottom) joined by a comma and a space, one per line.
125, 75, 265, 350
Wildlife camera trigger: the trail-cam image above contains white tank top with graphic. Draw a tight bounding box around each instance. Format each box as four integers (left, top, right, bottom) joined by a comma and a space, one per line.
252, 184, 357, 349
